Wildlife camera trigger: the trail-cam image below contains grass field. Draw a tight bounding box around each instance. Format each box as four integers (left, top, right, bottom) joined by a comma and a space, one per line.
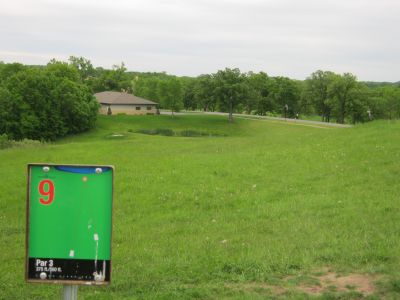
0, 114, 399, 299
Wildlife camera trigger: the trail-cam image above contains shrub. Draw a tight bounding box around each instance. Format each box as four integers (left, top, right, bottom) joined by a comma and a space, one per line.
0, 63, 99, 141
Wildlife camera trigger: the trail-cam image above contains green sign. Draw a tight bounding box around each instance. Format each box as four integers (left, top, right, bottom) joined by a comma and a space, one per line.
26, 164, 114, 284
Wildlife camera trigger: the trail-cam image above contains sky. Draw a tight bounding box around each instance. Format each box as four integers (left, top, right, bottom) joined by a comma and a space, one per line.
1, 0, 399, 81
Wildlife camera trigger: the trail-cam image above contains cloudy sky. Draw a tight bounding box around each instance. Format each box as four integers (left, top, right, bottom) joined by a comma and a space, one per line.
1, 0, 399, 81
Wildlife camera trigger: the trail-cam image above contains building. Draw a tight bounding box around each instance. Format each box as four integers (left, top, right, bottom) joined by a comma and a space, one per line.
94, 91, 159, 115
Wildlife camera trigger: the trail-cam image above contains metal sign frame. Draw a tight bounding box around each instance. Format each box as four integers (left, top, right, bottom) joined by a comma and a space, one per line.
25, 163, 114, 285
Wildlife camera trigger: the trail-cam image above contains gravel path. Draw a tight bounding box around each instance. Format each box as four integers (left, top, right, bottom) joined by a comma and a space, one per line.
160, 110, 352, 128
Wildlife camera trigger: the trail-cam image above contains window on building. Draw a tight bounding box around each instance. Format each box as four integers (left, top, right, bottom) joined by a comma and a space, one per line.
147, 106, 152, 110
136, 107, 141, 110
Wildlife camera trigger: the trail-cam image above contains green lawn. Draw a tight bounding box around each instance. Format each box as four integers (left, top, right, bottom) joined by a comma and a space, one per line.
1, 115, 399, 299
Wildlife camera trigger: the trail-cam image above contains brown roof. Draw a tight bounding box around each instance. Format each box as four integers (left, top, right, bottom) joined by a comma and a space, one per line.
94, 91, 158, 105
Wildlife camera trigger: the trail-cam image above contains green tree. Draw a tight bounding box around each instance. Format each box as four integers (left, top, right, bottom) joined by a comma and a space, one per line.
92, 63, 132, 93
346, 83, 370, 124
305, 70, 336, 122
328, 73, 357, 124
193, 74, 217, 112
214, 68, 247, 122
158, 77, 183, 116
269, 77, 300, 118
246, 72, 273, 115
182, 78, 197, 111
0, 87, 23, 139
133, 76, 161, 102
0, 62, 26, 84
68, 56, 96, 89
376, 86, 400, 119
46, 60, 81, 82
51, 80, 99, 133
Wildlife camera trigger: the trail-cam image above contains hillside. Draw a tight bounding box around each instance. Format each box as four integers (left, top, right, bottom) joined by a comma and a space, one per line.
1, 115, 399, 299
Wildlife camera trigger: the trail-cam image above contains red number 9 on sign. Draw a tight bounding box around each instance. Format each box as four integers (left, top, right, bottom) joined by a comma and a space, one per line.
38, 179, 55, 205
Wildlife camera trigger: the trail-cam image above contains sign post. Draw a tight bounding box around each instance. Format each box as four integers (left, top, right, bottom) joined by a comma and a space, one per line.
26, 164, 114, 296
63, 285, 78, 300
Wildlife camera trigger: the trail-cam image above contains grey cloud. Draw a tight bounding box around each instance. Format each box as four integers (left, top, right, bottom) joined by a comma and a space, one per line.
0, 0, 399, 81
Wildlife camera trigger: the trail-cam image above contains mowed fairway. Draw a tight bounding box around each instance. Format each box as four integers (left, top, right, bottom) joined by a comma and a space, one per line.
1, 115, 399, 299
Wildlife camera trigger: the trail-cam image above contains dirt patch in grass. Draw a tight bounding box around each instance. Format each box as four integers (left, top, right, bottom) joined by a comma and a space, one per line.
297, 272, 378, 296
223, 271, 379, 298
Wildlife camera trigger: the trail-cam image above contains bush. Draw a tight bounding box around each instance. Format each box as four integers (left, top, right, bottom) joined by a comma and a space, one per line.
0, 62, 99, 141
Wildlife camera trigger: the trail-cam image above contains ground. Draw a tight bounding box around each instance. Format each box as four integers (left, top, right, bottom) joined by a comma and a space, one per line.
0, 114, 399, 299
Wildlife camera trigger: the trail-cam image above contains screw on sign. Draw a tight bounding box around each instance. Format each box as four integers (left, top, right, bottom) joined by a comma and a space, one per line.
26, 164, 114, 299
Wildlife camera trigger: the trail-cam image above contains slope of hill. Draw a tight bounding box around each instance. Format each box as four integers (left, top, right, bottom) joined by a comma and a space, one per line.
1, 115, 399, 299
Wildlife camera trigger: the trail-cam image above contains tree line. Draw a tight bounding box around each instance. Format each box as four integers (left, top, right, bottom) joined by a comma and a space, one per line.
1, 56, 399, 141
133, 68, 400, 124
